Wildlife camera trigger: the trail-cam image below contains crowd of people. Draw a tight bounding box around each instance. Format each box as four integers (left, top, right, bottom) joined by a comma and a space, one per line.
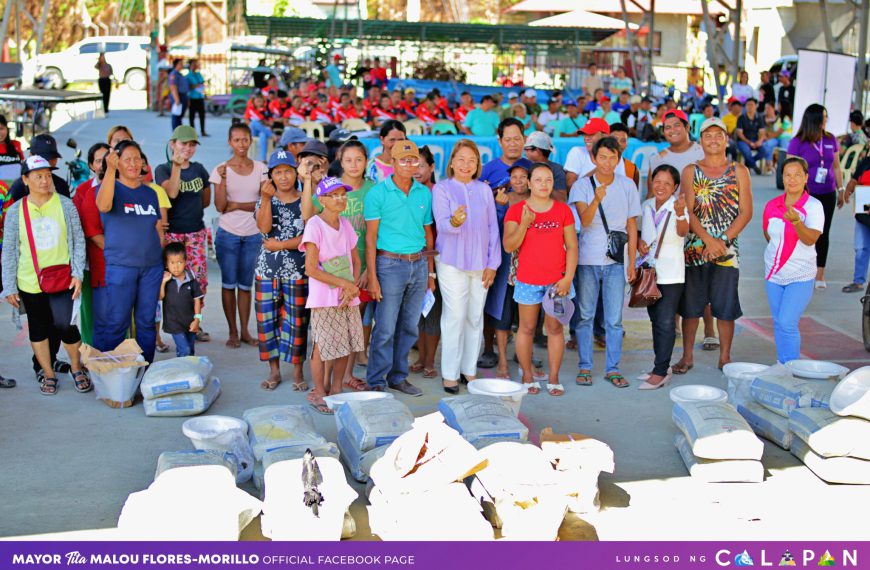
0, 60, 865, 410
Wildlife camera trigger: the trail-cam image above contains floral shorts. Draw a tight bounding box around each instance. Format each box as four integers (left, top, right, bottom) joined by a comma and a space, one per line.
165, 228, 209, 293
309, 306, 365, 362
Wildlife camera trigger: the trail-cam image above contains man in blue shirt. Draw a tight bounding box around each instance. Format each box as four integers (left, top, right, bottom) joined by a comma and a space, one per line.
364, 140, 435, 396
462, 95, 501, 137
186, 59, 208, 137
480, 117, 526, 190
168, 58, 190, 131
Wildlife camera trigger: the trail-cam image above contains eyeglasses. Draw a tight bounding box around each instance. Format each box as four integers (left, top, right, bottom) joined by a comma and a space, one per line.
397, 158, 421, 167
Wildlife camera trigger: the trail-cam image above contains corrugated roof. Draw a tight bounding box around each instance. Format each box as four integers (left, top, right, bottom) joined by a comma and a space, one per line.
530, 10, 640, 30
244, 16, 617, 46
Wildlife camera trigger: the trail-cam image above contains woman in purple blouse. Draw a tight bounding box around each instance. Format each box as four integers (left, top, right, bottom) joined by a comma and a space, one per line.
787, 103, 844, 289
432, 140, 502, 394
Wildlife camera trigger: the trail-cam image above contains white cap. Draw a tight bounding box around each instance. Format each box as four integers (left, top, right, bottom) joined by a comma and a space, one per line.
523, 88, 537, 98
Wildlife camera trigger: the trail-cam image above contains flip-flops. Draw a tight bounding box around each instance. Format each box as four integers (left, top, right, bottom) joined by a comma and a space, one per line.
604, 372, 629, 388
575, 371, 593, 386
702, 337, 720, 351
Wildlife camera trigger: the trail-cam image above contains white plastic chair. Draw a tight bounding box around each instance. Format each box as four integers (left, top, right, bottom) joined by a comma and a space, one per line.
479, 145, 494, 165
429, 145, 446, 177
630, 145, 663, 178
299, 121, 325, 141
342, 118, 370, 132
403, 119, 426, 136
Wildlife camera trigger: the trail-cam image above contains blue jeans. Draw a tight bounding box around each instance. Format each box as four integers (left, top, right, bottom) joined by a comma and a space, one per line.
215, 228, 262, 291
249, 119, 272, 161
854, 221, 870, 285
91, 285, 110, 351
172, 332, 196, 357
569, 268, 604, 338
765, 279, 814, 364
576, 264, 626, 373
102, 264, 164, 363
366, 256, 428, 388
171, 94, 189, 131
737, 139, 777, 169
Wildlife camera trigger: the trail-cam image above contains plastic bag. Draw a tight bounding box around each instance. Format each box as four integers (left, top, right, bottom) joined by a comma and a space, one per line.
143, 377, 221, 418
336, 398, 413, 452
243, 405, 326, 460
140, 356, 213, 399
438, 396, 528, 444
750, 366, 835, 418
672, 401, 763, 460
155, 450, 238, 481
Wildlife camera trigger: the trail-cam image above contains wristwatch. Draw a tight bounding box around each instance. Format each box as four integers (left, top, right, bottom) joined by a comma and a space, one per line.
428, 272, 437, 280
675, 213, 688, 222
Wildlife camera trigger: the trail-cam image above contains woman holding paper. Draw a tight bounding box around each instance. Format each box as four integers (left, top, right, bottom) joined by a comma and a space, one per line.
432, 140, 501, 394
762, 157, 823, 364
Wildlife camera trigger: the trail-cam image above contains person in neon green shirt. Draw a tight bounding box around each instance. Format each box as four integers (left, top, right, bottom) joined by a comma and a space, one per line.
1, 155, 89, 395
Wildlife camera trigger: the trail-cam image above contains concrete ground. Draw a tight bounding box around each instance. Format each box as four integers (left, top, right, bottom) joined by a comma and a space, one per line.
1, 110, 869, 541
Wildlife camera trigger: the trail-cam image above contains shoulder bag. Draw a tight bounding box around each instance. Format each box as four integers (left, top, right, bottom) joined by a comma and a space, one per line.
22, 197, 72, 294
628, 210, 671, 309
593, 177, 629, 264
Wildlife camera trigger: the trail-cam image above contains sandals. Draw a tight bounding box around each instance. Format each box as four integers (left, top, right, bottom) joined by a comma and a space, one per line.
575, 371, 593, 386
702, 337, 720, 351
310, 401, 334, 415
565, 339, 577, 350
523, 381, 541, 395
547, 383, 565, 396
477, 351, 498, 369
422, 368, 438, 378
604, 372, 629, 388
843, 282, 864, 293
343, 376, 368, 392
409, 363, 425, 373
0, 375, 16, 389
672, 361, 693, 375
291, 381, 309, 392
72, 370, 93, 393
260, 378, 281, 391
40, 377, 58, 396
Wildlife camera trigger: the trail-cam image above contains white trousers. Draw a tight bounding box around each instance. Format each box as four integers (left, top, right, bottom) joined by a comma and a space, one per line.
437, 259, 487, 380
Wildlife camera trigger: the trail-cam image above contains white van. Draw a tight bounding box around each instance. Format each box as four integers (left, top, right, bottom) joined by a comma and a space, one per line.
36, 35, 150, 90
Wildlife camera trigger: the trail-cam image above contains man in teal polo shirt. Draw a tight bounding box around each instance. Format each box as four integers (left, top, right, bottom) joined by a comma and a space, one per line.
364, 140, 435, 396
462, 95, 500, 137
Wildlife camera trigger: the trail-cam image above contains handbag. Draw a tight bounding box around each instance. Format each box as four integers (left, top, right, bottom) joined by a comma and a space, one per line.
22, 197, 72, 294
628, 211, 671, 309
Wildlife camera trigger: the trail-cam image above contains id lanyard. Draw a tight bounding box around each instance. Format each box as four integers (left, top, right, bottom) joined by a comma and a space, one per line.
814, 141, 825, 169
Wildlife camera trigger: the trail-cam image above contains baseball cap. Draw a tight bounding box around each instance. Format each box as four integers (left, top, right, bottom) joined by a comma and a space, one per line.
170, 125, 200, 144
21, 154, 58, 175
662, 109, 689, 124
328, 128, 358, 143
316, 176, 352, 197
630, 95, 642, 104
507, 92, 519, 100
599, 95, 611, 103
579, 118, 611, 135
523, 88, 537, 98
780, 69, 791, 78
29, 134, 61, 160
404, 87, 416, 95
279, 127, 308, 146
524, 131, 554, 152
564, 98, 578, 107
508, 157, 533, 174
267, 148, 298, 171
542, 286, 574, 326
391, 140, 420, 161
699, 117, 728, 134
297, 139, 328, 159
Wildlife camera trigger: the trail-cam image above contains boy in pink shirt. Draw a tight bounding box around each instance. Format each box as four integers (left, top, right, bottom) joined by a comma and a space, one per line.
300, 177, 365, 414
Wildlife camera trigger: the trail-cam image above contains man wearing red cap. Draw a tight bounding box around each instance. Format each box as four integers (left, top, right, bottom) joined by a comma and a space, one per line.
591, 96, 621, 125
565, 118, 630, 189
646, 110, 705, 198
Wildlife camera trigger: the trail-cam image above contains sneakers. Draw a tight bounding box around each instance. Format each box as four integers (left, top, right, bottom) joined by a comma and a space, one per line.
388, 380, 423, 397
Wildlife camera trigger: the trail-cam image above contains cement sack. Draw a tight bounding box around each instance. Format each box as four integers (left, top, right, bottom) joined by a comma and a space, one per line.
438, 395, 529, 444
368, 412, 487, 494
117, 466, 262, 540
735, 397, 793, 450
367, 484, 494, 541
672, 401, 763, 460
253, 442, 341, 495
750, 372, 835, 418
539, 427, 615, 474
790, 437, 870, 484
154, 450, 238, 481
140, 356, 213, 400
243, 405, 327, 461
673, 433, 764, 483
789, 408, 870, 460
336, 398, 413, 452
143, 377, 221, 417
337, 429, 388, 482
261, 457, 357, 541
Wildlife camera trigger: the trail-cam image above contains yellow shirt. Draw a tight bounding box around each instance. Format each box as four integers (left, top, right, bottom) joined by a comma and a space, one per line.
148, 182, 172, 210
722, 113, 739, 135
17, 193, 69, 294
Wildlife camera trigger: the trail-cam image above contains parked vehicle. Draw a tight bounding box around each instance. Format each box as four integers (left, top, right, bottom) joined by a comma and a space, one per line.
36, 36, 150, 90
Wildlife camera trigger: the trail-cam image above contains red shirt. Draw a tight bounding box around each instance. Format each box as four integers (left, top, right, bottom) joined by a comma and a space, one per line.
334, 105, 361, 123
454, 105, 472, 124
415, 103, 440, 125
72, 179, 107, 287
362, 98, 379, 113
504, 200, 574, 286
309, 108, 334, 124
371, 107, 396, 123
268, 99, 288, 117
282, 106, 307, 123
0, 140, 24, 161
400, 101, 418, 117
372, 67, 388, 85
245, 106, 271, 122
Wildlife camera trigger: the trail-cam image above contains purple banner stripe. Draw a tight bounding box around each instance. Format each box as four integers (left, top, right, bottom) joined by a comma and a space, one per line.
0, 541, 865, 570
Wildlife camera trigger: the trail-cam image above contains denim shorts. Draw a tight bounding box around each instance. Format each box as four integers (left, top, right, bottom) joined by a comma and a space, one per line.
214, 227, 263, 291
513, 279, 575, 306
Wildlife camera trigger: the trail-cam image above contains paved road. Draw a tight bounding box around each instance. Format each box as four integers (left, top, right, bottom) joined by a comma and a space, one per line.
1, 110, 868, 540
